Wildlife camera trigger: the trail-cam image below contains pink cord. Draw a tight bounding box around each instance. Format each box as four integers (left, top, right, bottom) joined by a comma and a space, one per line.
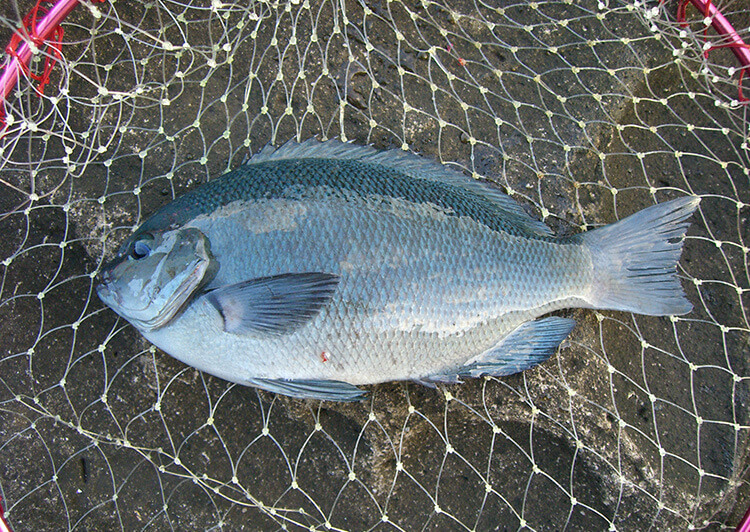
680, 0, 750, 68
738, 502, 750, 532
0, 0, 82, 101
676, 0, 750, 102
0, 0, 82, 128
0, 495, 11, 532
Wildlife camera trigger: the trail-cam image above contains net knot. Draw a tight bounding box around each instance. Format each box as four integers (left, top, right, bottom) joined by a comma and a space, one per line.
663, 0, 750, 103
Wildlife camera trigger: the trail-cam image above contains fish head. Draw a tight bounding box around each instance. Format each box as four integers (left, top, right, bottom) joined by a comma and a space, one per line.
96, 227, 218, 331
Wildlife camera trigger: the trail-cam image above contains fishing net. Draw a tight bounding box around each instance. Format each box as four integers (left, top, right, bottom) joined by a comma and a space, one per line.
1, 0, 748, 529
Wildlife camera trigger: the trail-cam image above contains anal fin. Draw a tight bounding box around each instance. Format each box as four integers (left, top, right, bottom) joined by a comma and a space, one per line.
419, 317, 575, 385
460, 317, 575, 378
247, 378, 366, 402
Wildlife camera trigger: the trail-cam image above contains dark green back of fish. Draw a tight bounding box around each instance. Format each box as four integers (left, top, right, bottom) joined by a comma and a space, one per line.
132, 157, 553, 245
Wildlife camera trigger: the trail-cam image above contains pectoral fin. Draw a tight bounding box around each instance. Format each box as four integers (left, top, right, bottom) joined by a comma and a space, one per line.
207, 272, 340, 335
247, 378, 366, 402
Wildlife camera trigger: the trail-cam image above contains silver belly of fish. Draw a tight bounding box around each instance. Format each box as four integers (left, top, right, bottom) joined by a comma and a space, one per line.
97, 140, 699, 401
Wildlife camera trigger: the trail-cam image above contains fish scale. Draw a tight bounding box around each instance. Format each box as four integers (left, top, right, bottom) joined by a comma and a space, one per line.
97, 139, 699, 401
150, 195, 577, 382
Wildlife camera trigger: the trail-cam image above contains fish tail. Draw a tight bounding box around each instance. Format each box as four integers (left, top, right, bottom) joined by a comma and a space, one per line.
579, 196, 700, 316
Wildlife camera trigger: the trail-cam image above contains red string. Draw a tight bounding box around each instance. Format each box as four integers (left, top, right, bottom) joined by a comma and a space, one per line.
5, 0, 65, 97
739, 68, 748, 103
0, 0, 106, 130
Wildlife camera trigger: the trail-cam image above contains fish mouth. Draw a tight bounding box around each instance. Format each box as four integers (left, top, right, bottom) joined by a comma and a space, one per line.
95, 274, 119, 306
94, 263, 202, 330
95, 267, 119, 304
95, 283, 109, 299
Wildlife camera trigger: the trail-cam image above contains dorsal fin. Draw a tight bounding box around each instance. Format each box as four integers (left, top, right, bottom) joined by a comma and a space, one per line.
246, 139, 553, 237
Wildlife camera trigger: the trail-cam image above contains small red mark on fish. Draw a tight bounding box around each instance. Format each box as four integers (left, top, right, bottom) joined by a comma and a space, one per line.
457, 57, 466, 67
446, 42, 453, 53
320, 351, 329, 363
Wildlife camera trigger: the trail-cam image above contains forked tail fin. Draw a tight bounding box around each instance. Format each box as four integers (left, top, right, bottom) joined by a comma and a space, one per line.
579, 196, 700, 316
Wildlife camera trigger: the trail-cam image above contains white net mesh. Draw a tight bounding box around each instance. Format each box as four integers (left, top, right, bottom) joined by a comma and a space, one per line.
1, 0, 748, 529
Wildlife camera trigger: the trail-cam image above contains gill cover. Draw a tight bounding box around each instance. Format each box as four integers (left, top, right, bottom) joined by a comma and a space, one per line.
97, 228, 218, 331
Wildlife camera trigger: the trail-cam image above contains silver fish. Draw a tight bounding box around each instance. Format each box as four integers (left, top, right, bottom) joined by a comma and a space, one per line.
97, 140, 699, 401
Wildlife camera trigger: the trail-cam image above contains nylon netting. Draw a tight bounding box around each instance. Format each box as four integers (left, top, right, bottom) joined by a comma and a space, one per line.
0, 0, 749, 530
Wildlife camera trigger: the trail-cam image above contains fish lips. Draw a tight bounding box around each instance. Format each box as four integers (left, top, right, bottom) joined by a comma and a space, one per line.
95, 280, 113, 304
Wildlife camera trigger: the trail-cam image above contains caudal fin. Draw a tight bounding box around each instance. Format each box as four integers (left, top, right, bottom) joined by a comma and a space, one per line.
579, 196, 700, 316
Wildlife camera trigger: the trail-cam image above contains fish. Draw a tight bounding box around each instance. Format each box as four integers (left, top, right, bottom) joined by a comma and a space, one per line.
96, 139, 700, 401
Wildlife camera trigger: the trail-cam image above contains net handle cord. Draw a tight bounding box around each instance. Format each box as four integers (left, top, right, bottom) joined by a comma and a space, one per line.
0, 495, 11, 532
0, 0, 103, 130
670, 0, 750, 102
740, 503, 750, 532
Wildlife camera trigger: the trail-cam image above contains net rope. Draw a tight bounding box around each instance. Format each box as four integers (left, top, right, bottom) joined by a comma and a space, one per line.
0, 0, 748, 529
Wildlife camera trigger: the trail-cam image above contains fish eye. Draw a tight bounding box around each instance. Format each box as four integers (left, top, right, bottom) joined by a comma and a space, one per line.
131, 236, 153, 260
